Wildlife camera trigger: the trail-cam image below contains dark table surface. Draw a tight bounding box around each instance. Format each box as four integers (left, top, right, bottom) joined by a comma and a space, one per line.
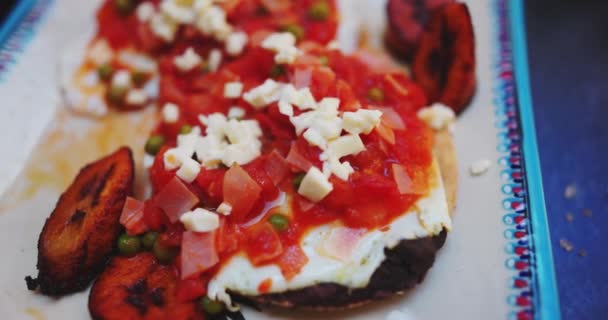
525, 1, 608, 319
0, 1, 606, 319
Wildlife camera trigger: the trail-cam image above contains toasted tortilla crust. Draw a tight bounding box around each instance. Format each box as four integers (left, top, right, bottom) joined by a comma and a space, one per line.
243, 129, 458, 309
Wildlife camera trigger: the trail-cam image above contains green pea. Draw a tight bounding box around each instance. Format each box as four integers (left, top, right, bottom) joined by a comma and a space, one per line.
179, 124, 193, 135
367, 87, 384, 102
132, 71, 147, 86
282, 24, 305, 41
270, 64, 285, 78
201, 62, 211, 74
153, 240, 176, 264
319, 56, 329, 66
107, 86, 127, 105
144, 135, 165, 156
308, 1, 330, 21
114, 0, 135, 16
118, 234, 141, 257
199, 296, 225, 315
141, 231, 159, 251
97, 64, 114, 81
268, 214, 289, 232
292, 172, 306, 190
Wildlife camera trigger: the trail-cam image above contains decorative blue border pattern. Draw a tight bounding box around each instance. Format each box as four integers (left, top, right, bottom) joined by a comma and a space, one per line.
0, 0, 53, 82
495, 0, 560, 319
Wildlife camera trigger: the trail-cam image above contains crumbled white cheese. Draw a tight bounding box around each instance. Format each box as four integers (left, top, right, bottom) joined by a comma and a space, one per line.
196, 5, 232, 41
162, 102, 180, 123
87, 40, 113, 66
112, 70, 132, 89
150, 13, 178, 42
243, 79, 282, 108
208, 49, 223, 72
278, 100, 294, 117
261, 32, 299, 64
303, 128, 327, 150
177, 158, 201, 183
174, 47, 202, 72
470, 159, 492, 176
342, 109, 383, 135
161, 0, 196, 24
217, 202, 232, 215
262, 32, 296, 52
227, 107, 245, 119
224, 82, 244, 99
292, 87, 317, 110
327, 134, 365, 159
163, 148, 188, 170
274, 46, 299, 64
126, 89, 148, 106
194, 0, 212, 11
166, 113, 263, 170
298, 167, 334, 202
225, 31, 248, 56
324, 158, 354, 181
417, 103, 455, 130
180, 208, 220, 232
136, 2, 156, 22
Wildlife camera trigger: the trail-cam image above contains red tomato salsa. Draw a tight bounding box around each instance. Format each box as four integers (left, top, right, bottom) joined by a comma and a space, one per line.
112, 0, 435, 303
95, 0, 338, 53
135, 40, 437, 301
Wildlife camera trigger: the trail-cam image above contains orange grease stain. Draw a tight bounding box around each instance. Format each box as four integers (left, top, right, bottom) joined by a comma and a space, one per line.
24, 307, 45, 320
10, 107, 157, 206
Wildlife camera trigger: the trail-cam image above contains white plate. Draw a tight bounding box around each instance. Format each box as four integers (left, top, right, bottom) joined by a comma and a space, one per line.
0, 0, 559, 319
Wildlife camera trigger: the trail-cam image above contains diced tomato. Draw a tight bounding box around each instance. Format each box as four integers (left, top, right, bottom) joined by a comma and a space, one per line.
181, 231, 219, 279
135, 22, 165, 53
309, 66, 336, 99
291, 67, 313, 89
158, 223, 185, 248
257, 278, 273, 294
275, 245, 308, 280
149, 146, 176, 193
321, 177, 354, 210
223, 165, 262, 222
285, 142, 313, 172
195, 168, 226, 206
119, 197, 148, 235
264, 150, 290, 185
154, 177, 200, 223
217, 218, 241, 255
176, 277, 207, 302
244, 222, 283, 265
95, 0, 137, 49
143, 199, 168, 231
244, 160, 279, 200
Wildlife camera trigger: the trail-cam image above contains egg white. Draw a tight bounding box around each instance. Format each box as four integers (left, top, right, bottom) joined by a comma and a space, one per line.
208, 159, 451, 306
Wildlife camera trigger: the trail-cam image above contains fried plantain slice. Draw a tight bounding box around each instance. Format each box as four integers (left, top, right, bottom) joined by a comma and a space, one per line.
412, 3, 476, 114
29, 147, 134, 295
89, 253, 246, 320
385, 0, 455, 61
89, 253, 202, 320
